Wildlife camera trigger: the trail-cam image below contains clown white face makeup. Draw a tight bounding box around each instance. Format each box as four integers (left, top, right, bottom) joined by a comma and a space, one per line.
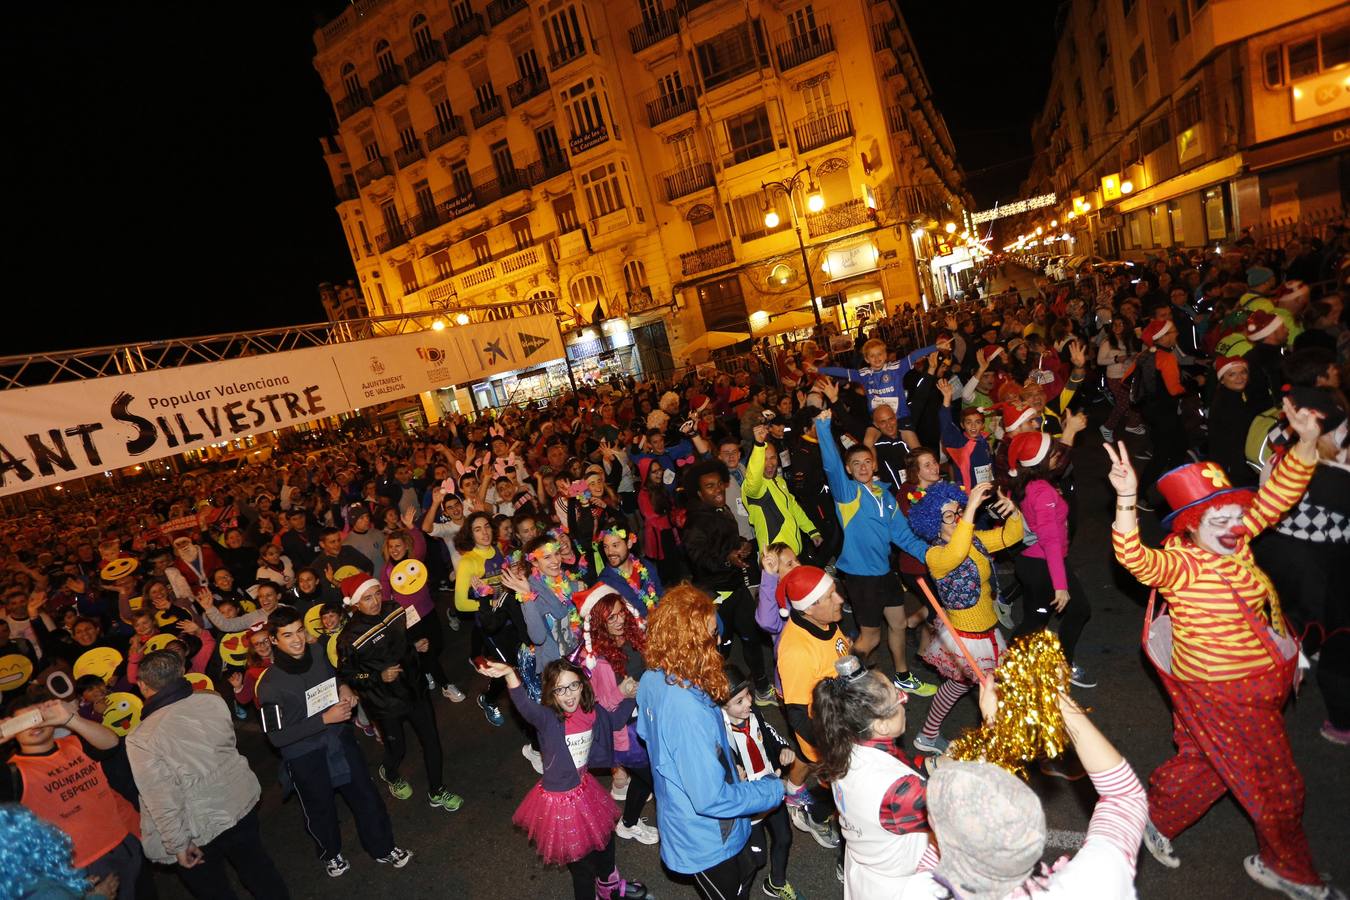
1191, 503, 1245, 555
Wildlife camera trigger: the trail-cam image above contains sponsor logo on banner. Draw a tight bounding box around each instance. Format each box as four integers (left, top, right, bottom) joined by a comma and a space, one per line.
482, 338, 510, 364
369, 357, 385, 375
416, 346, 454, 385
518, 332, 550, 358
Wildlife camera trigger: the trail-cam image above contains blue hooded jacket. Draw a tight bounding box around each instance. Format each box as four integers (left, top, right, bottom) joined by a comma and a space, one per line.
636, 669, 782, 874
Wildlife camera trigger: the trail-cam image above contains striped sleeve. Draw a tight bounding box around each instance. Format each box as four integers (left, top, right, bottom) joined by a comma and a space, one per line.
1080, 760, 1148, 875
1244, 451, 1314, 536
1111, 527, 1189, 589
917, 841, 941, 872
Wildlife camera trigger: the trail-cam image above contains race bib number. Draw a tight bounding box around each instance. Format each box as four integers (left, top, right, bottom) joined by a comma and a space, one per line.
734, 497, 748, 518
974, 465, 994, 485
840, 434, 857, 450
663, 469, 675, 486
304, 677, 339, 718
779, 449, 791, 469
565, 729, 595, 770
404, 605, 421, 628
876, 396, 900, 415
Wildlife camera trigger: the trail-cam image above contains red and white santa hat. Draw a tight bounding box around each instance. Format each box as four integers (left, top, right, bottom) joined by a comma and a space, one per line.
988, 402, 1037, 434
340, 573, 380, 607
976, 344, 1004, 366
1215, 356, 1249, 381
1141, 319, 1173, 347
774, 566, 835, 618
571, 583, 643, 669
1273, 280, 1309, 310
1007, 431, 1052, 476
1245, 310, 1283, 342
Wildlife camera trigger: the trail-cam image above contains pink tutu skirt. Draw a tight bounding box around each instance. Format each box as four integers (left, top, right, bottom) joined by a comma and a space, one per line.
920, 621, 1005, 684
512, 771, 619, 866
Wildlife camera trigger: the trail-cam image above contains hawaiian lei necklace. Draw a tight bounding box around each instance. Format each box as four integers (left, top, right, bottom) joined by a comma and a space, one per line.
623, 561, 659, 613
542, 571, 584, 630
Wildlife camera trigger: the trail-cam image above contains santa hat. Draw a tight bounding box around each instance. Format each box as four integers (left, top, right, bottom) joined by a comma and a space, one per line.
1007, 431, 1052, 476
340, 573, 380, 607
572, 583, 641, 669
1215, 356, 1248, 380
990, 402, 1037, 433
1141, 319, 1173, 347
977, 344, 1004, 366
775, 566, 835, 617
1245, 311, 1282, 342
1273, 280, 1310, 310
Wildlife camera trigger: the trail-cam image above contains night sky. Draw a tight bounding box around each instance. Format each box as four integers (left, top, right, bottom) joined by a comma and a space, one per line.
3, 1, 1056, 358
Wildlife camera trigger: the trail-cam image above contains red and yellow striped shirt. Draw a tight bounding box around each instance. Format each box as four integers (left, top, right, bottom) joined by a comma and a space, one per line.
1112, 452, 1313, 682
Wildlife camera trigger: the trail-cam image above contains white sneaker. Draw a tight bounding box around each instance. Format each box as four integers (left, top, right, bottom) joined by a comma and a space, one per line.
1244, 854, 1343, 899
615, 817, 659, 845
441, 684, 466, 702
611, 779, 629, 802
325, 854, 350, 878
1144, 820, 1180, 869
1099, 425, 1114, 442
521, 744, 543, 775
913, 733, 950, 754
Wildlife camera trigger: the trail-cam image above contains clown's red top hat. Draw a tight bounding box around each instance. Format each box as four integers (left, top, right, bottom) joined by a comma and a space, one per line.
1156, 462, 1249, 530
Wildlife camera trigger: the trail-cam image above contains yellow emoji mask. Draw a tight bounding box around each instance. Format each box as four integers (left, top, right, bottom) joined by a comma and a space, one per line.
0, 654, 34, 693
74, 648, 123, 685
389, 559, 427, 595
101, 692, 143, 736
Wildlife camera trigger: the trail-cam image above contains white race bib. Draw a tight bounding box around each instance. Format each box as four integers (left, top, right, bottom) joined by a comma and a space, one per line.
662, 469, 675, 485
404, 605, 421, 628
974, 464, 994, 485
876, 396, 900, 414
565, 729, 594, 770
304, 677, 339, 719
734, 497, 749, 518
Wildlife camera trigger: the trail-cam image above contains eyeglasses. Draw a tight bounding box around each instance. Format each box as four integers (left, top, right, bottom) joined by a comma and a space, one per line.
940, 507, 964, 524
551, 681, 584, 697
606, 609, 628, 622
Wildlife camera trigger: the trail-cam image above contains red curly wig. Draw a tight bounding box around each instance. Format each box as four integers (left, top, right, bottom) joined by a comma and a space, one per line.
587, 596, 647, 680
1170, 491, 1254, 535
644, 584, 730, 703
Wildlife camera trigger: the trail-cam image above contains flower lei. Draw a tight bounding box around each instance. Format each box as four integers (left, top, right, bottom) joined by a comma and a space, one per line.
623, 559, 660, 613
541, 571, 585, 633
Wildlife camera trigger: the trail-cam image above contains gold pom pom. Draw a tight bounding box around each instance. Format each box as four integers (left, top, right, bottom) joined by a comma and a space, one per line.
946, 631, 1073, 777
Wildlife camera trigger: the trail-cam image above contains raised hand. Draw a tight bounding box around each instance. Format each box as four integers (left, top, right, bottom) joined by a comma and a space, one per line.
1102, 441, 1138, 496
752, 423, 769, 444
1069, 340, 1087, 368
967, 480, 995, 509
936, 379, 953, 402
1285, 396, 1324, 450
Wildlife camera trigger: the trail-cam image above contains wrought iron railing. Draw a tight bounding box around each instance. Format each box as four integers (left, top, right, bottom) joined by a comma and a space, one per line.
425, 117, 467, 150
661, 162, 714, 201
793, 104, 853, 153
471, 96, 505, 128
355, 157, 390, 187
444, 15, 486, 53
774, 24, 834, 71
680, 240, 735, 275
369, 65, 406, 100
806, 197, 872, 237
629, 10, 678, 52
394, 141, 425, 169
507, 71, 550, 106
644, 86, 697, 126
486, 0, 526, 25
335, 88, 370, 121
404, 41, 445, 78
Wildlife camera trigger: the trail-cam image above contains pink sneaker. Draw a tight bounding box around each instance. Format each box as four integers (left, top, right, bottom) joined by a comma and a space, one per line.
1321, 720, 1350, 746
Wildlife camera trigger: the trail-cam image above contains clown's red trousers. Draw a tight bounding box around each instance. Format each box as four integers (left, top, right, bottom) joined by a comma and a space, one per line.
1149, 664, 1320, 885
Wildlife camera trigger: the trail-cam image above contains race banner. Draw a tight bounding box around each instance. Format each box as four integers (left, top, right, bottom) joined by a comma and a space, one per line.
0, 314, 565, 495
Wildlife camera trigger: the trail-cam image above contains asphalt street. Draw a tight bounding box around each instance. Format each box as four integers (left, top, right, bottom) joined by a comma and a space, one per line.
142, 279, 1348, 900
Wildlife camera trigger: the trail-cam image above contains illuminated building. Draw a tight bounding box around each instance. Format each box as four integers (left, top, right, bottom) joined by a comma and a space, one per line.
1016, 0, 1348, 258
313, 0, 969, 397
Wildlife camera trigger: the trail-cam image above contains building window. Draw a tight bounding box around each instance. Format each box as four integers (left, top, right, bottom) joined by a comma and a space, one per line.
731, 192, 788, 241
374, 39, 397, 74
433, 251, 453, 279
510, 217, 533, 250
397, 120, 418, 152
362, 136, 381, 163
546, 5, 587, 59
413, 180, 435, 219
623, 259, 648, 293
570, 273, 607, 310
451, 0, 474, 25
475, 81, 499, 110
581, 162, 626, 219
562, 77, 607, 142
1166, 13, 1180, 44
554, 194, 581, 232
1079, 123, 1090, 149
1288, 38, 1319, 80
1141, 115, 1171, 154
1175, 87, 1202, 129
785, 5, 820, 41
341, 62, 361, 96
696, 23, 765, 90
1103, 86, 1117, 119
1263, 48, 1283, 88
1203, 186, 1228, 240
670, 132, 700, 170
724, 105, 774, 165
381, 201, 401, 239
357, 221, 371, 253
516, 48, 543, 80
1324, 25, 1350, 69
434, 97, 456, 129
450, 161, 473, 197
1129, 46, 1147, 84
470, 235, 492, 265
800, 78, 832, 118
412, 14, 435, 53
491, 140, 516, 184
536, 124, 564, 163
397, 261, 418, 294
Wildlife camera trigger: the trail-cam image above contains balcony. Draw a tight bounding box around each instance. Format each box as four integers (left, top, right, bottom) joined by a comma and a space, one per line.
409, 209, 443, 237
523, 154, 571, 184
486, 0, 527, 25
334, 181, 360, 202
681, 240, 734, 276
455, 244, 549, 295
644, 86, 696, 126
507, 71, 550, 107
443, 15, 486, 54
793, 104, 853, 153
548, 42, 587, 70
569, 124, 609, 155
661, 161, 714, 201
806, 197, 872, 238
723, 136, 775, 168
700, 53, 762, 91
678, 0, 718, 16
369, 65, 406, 101
472, 167, 529, 206
335, 88, 370, 121
394, 141, 425, 169
404, 42, 445, 79
774, 25, 834, 71
871, 22, 895, 53
355, 157, 390, 187
471, 96, 505, 128
425, 116, 467, 151
375, 224, 409, 253
629, 10, 678, 53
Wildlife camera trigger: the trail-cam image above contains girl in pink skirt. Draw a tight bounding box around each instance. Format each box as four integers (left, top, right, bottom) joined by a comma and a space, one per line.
476, 657, 651, 900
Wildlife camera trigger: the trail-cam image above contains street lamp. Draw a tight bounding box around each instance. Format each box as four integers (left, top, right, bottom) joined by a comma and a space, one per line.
944, 221, 957, 234
762, 165, 825, 327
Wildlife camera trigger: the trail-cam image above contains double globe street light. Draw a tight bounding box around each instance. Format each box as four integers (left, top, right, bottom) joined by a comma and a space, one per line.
761, 166, 826, 328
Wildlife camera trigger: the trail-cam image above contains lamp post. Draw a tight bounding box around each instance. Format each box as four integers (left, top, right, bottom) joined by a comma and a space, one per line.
761, 166, 825, 328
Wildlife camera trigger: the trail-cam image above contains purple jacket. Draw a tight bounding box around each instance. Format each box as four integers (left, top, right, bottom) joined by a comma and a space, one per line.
1019, 479, 1069, 591
508, 684, 636, 792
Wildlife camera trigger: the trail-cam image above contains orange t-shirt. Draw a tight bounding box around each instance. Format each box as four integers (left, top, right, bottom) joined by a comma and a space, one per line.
777, 618, 852, 761
13, 735, 139, 867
